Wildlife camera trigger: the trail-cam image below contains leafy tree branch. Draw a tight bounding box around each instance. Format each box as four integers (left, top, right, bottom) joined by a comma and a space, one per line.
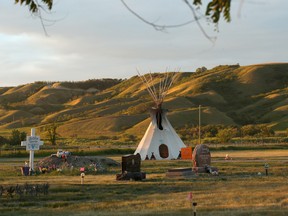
14, 0, 232, 41
14, 0, 54, 36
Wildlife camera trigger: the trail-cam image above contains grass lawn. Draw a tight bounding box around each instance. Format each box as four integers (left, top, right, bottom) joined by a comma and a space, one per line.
0, 149, 287, 216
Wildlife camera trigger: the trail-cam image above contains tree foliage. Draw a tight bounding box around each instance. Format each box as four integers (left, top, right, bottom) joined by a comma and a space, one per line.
45, 123, 59, 145
204, 0, 231, 23
15, 0, 231, 25
196, 66, 208, 73
14, 0, 53, 13
9, 129, 27, 146
241, 125, 274, 138
0, 136, 9, 146
216, 128, 237, 143
177, 124, 275, 144
15, 0, 231, 40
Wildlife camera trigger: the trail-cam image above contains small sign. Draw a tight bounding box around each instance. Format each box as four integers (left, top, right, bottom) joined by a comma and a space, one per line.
21, 135, 43, 151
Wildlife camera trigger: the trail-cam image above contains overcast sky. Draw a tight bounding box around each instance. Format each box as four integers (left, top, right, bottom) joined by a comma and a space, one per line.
0, 0, 287, 87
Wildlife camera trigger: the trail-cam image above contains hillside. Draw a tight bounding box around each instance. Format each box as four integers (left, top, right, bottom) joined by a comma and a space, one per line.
0, 63, 288, 139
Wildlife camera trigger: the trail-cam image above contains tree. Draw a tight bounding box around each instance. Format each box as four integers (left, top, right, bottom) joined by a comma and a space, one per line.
9, 129, 27, 146
0, 136, 9, 146
241, 125, 261, 137
216, 128, 237, 143
196, 66, 208, 73
258, 125, 274, 137
45, 123, 59, 145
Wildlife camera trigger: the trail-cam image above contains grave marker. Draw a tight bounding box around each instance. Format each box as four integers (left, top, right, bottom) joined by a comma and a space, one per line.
192, 144, 211, 168
116, 153, 146, 180
21, 128, 44, 173
192, 144, 218, 174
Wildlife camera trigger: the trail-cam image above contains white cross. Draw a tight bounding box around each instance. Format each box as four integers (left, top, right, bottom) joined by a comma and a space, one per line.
21, 128, 44, 172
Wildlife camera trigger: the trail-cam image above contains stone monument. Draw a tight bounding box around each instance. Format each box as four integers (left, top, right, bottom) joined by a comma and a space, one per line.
192, 144, 218, 174
21, 128, 44, 174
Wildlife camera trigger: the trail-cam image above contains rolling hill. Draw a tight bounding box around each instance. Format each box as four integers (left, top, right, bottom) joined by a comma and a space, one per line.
0, 63, 288, 139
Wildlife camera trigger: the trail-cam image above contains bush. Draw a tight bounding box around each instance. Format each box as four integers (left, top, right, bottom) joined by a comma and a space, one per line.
9, 129, 27, 146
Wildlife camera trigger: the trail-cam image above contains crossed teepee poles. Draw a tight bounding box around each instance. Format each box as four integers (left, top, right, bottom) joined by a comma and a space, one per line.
137, 68, 180, 109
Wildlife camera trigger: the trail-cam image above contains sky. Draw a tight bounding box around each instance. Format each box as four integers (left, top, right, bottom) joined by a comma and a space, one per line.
0, 0, 287, 87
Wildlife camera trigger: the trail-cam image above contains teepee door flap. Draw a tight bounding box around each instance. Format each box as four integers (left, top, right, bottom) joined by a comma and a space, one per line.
159, 144, 169, 159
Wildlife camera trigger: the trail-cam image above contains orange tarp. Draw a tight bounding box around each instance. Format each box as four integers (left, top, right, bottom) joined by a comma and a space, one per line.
181, 147, 193, 160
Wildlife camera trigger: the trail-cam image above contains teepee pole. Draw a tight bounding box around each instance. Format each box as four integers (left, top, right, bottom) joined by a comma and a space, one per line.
138, 71, 158, 104
149, 72, 160, 105
161, 72, 169, 100
159, 75, 163, 102
162, 72, 177, 99
146, 80, 157, 102
137, 68, 180, 108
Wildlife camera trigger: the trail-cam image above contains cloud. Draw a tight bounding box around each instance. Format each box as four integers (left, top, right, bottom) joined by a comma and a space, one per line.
0, 1, 287, 86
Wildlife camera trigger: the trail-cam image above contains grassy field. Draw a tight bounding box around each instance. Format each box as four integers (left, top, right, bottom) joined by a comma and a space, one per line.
0, 150, 287, 216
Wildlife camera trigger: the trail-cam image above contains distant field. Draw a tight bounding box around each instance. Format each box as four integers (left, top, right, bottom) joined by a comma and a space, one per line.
0, 149, 288, 216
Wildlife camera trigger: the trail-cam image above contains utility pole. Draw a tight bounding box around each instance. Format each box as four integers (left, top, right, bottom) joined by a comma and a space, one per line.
198, 105, 201, 145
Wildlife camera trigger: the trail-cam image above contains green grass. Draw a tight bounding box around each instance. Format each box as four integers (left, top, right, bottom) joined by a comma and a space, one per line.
0, 149, 288, 215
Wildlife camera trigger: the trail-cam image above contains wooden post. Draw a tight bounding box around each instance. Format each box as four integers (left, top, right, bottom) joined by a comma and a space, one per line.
264, 163, 269, 176
198, 105, 201, 145
81, 173, 85, 185
193, 202, 197, 216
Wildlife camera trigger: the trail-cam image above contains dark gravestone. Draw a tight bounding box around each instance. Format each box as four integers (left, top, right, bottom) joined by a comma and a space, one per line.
116, 153, 146, 181
122, 154, 141, 173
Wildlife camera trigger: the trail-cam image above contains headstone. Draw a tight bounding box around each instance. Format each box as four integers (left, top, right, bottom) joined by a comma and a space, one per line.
192, 144, 218, 174
21, 128, 44, 173
192, 144, 211, 168
116, 153, 146, 181
121, 154, 141, 173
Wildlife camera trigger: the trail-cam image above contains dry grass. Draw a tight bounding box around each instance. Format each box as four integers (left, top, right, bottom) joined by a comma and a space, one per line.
0, 150, 288, 215
1, 63, 288, 136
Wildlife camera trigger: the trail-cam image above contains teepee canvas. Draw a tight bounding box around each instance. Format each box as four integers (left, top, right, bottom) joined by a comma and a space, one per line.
134, 71, 186, 160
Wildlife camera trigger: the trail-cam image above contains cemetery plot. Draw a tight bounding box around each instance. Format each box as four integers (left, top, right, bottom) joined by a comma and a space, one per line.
0, 150, 287, 216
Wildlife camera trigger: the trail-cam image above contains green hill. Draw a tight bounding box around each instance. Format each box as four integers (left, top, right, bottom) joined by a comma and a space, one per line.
0, 63, 287, 138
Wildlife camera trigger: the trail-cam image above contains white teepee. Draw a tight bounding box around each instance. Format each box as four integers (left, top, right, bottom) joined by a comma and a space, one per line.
134, 71, 186, 160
